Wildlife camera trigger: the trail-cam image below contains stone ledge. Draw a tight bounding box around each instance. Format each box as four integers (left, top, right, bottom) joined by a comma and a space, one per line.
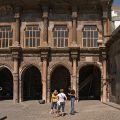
0, 113, 7, 120
103, 102, 120, 110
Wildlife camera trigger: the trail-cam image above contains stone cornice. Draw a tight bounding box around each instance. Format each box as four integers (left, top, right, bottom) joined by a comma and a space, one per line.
80, 48, 100, 53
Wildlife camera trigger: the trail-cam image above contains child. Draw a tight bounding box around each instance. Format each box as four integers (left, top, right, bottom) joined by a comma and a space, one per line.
50, 90, 58, 114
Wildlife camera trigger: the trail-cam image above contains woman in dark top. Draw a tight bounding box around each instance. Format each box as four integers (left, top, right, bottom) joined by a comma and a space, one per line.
68, 89, 75, 115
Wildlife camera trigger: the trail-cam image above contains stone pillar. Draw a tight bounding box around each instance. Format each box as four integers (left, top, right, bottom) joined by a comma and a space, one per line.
40, 47, 50, 102
102, 11, 110, 42
14, 7, 21, 46
13, 59, 19, 103
70, 47, 79, 97
42, 7, 49, 46
72, 11, 77, 46
47, 74, 50, 103
11, 47, 21, 103
72, 58, 77, 91
99, 46, 107, 102
102, 58, 107, 102
42, 58, 47, 101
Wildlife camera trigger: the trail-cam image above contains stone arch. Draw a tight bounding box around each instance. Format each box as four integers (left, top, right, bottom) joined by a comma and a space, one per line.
77, 62, 102, 78
19, 63, 41, 81
20, 64, 42, 101
0, 65, 13, 100
78, 63, 102, 100
0, 64, 14, 74
49, 62, 71, 96
48, 62, 72, 77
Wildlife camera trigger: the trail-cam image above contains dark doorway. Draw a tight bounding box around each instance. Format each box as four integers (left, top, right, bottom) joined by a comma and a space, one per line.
22, 66, 42, 101
51, 65, 71, 95
79, 65, 101, 100
0, 67, 13, 100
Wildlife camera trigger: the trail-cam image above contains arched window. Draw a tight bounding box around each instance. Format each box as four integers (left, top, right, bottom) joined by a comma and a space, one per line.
53, 26, 68, 48
82, 26, 98, 47
0, 26, 13, 48
24, 25, 40, 48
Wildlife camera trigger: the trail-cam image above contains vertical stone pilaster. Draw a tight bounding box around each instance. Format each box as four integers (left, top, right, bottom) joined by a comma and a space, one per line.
99, 46, 108, 103
47, 74, 51, 103
72, 11, 77, 46
11, 47, 21, 103
73, 58, 77, 91
14, 7, 22, 46
42, 7, 49, 46
40, 47, 50, 102
42, 58, 47, 101
102, 10, 110, 42
102, 59, 107, 102
70, 47, 79, 97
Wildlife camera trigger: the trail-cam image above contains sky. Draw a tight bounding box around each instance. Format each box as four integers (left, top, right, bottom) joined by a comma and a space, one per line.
113, 0, 120, 5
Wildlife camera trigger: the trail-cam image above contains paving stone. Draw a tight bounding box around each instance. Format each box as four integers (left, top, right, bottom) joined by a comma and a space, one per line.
0, 100, 120, 120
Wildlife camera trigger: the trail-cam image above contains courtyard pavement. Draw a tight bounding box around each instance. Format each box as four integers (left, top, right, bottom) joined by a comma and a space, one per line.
0, 100, 120, 120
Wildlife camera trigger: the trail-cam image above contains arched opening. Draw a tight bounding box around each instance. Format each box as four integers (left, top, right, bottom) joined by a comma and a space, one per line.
0, 67, 13, 100
51, 65, 71, 96
22, 66, 42, 101
79, 65, 101, 100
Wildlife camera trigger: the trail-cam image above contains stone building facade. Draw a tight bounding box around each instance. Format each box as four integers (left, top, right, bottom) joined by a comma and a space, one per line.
0, 0, 112, 103
106, 26, 120, 104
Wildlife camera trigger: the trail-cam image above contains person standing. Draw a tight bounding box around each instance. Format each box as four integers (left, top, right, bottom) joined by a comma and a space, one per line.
57, 89, 67, 116
50, 90, 58, 114
69, 89, 76, 115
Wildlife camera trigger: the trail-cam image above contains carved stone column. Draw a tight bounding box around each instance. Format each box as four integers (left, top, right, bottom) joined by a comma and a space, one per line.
100, 46, 107, 102
14, 7, 21, 46
40, 47, 50, 102
102, 58, 107, 102
42, 7, 49, 46
70, 47, 79, 97
72, 11, 77, 46
102, 10, 110, 42
47, 74, 51, 102
11, 47, 21, 103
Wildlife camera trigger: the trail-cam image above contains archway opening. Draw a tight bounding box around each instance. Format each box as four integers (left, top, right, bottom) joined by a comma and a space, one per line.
79, 65, 101, 100
0, 67, 13, 100
22, 66, 42, 101
51, 65, 71, 96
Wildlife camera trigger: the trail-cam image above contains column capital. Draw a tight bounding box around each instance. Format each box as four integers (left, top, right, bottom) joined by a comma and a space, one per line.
72, 11, 77, 19
14, 6, 22, 19
42, 6, 49, 18
99, 46, 107, 60
102, 11, 108, 21
13, 73, 19, 80
40, 47, 50, 61
10, 46, 21, 59
70, 47, 79, 60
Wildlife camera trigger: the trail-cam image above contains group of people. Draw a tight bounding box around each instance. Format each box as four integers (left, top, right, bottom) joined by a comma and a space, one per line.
50, 88, 76, 117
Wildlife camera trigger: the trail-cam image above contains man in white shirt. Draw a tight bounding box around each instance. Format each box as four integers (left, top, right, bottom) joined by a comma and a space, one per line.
57, 89, 67, 116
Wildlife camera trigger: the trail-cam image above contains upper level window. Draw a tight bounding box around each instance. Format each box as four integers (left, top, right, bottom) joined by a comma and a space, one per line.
82, 26, 98, 47
53, 26, 68, 48
24, 25, 40, 48
0, 26, 13, 48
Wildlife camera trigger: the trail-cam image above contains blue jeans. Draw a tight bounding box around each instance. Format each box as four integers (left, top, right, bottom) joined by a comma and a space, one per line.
58, 102, 65, 112
70, 97, 75, 114
51, 102, 57, 109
